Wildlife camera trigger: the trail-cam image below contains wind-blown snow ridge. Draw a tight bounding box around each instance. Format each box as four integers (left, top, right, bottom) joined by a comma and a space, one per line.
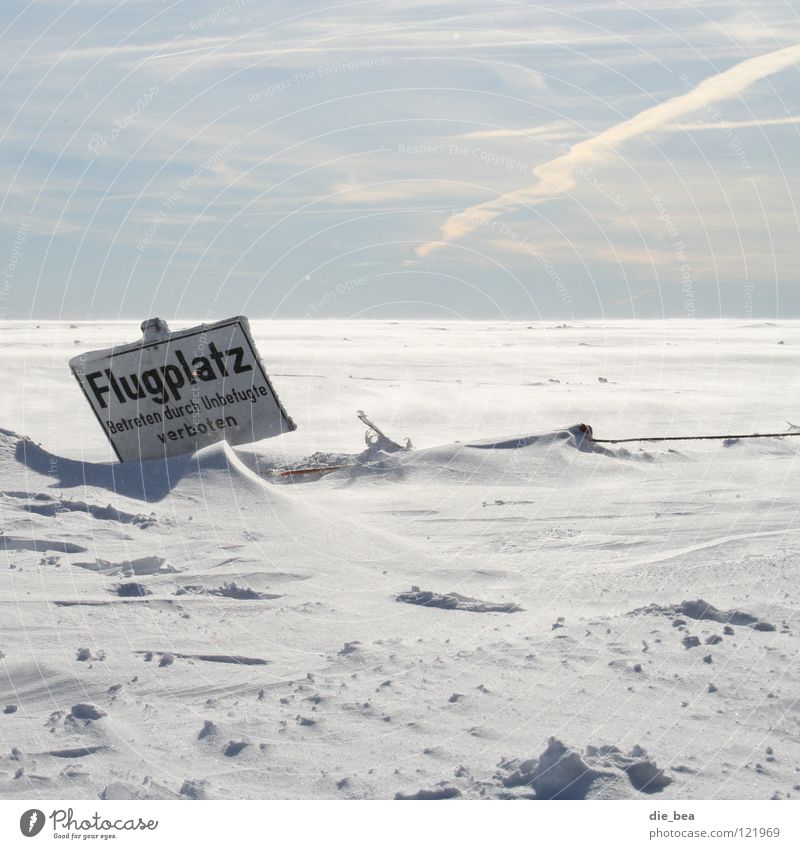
1, 422, 630, 503
1, 426, 281, 503
464, 423, 596, 451
316, 422, 639, 486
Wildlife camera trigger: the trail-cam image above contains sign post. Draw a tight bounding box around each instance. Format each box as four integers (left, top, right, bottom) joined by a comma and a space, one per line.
69, 316, 296, 462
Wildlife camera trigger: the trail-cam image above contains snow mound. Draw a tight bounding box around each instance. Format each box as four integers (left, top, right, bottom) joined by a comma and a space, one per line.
497, 738, 673, 799
395, 587, 522, 613
394, 785, 461, 800
73, 555, 174, 576
632, 599, 776, 632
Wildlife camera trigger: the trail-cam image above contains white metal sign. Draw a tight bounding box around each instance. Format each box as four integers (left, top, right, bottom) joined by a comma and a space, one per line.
69, 316, 296, 462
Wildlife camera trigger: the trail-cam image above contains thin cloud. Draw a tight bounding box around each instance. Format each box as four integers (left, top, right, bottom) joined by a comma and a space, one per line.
457, 121, 581, 140
668, 115, 800, 130
416, 44, 800, 258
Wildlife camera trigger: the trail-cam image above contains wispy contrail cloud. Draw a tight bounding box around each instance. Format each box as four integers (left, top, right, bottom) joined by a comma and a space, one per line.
416, 44, 800, 258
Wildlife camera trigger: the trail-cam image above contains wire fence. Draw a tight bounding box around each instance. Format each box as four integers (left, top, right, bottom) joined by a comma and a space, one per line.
592, 430, 800, 444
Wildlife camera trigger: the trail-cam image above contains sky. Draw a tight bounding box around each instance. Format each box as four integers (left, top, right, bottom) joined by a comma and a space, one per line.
1, 0, 799, 320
